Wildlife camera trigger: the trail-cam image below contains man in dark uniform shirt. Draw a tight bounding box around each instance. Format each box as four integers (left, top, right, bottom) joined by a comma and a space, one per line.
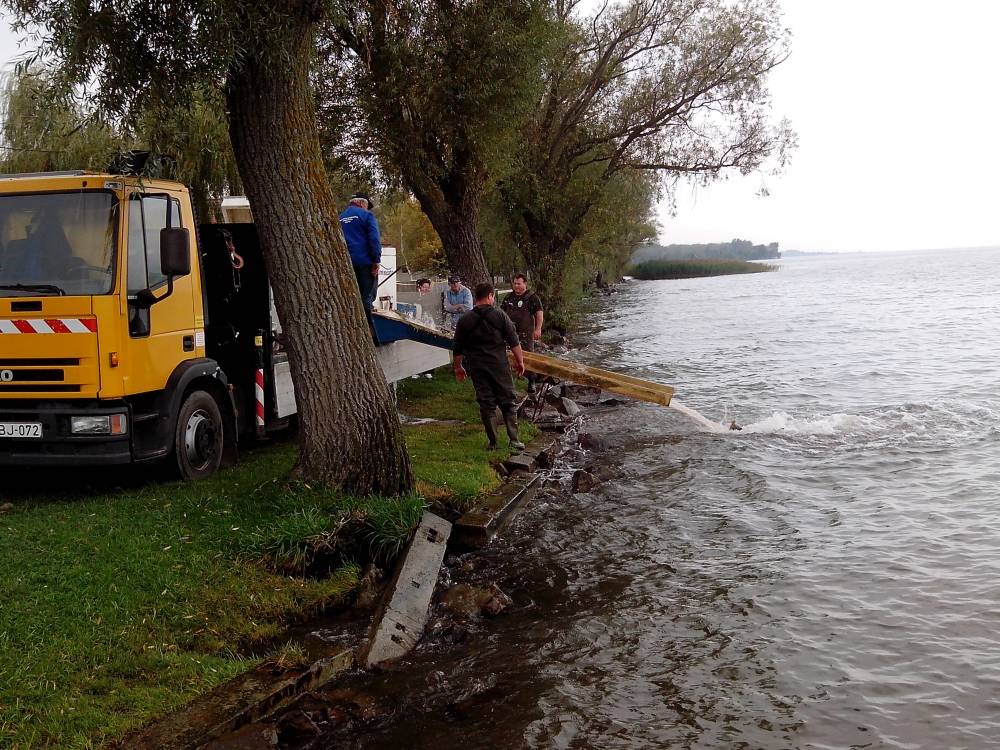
500, 273, 544, 392
453, 282, 527, 450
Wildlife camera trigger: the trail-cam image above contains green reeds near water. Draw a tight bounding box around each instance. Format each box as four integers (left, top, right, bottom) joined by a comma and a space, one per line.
630, 258, 777, 279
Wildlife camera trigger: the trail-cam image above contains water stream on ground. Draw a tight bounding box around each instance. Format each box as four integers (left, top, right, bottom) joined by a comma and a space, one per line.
304, 247, 1000, 749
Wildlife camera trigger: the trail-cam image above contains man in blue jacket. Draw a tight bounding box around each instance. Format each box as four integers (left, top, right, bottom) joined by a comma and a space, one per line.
339, 192, 382, 319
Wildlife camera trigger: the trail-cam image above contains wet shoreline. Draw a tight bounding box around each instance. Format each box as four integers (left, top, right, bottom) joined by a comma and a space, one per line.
198, 386, 622, 749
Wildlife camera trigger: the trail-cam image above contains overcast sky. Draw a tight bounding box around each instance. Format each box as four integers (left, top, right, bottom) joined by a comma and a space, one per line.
0, 2, 996, 253
663, 1, 1000, 252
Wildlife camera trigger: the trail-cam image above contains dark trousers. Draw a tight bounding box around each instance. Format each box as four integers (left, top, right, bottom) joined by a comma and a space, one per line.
354, 263, 377, 328
354, 264, 377, 309
468, 361, 519, 446
468, 362, 517, 410
518, 335, 536, 388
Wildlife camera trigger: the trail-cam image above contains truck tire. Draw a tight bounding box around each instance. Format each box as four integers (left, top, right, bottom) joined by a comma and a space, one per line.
174, 390, 224, 480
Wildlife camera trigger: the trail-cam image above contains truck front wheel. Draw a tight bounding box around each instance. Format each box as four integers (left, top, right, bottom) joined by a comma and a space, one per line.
174, 390, 224, 480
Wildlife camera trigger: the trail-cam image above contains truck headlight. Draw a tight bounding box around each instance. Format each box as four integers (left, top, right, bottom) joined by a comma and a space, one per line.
71, 414, 128, 435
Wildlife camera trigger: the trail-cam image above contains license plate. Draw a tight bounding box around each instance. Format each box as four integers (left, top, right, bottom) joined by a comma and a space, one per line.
0, 422, 43, 438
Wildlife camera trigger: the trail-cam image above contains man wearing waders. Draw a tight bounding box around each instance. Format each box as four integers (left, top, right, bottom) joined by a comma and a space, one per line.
453, 282, 527, 450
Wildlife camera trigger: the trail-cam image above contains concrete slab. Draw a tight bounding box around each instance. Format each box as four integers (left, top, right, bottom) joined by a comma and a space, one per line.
121, 649, 353, 750
503, 453, 536, 474
359, 512, 452, 667
451, 473, 541, 550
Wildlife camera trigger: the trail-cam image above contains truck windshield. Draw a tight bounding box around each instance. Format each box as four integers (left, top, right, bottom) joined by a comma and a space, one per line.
0, 191, 118, 297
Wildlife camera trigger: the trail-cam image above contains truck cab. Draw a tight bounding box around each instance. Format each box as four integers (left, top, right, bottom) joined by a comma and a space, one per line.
0, 171, 234, 478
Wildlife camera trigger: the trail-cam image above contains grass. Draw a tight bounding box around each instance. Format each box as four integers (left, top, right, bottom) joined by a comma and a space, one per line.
629, 258, 778, 279
0, 370, 520, 748
397, 370, 538, 510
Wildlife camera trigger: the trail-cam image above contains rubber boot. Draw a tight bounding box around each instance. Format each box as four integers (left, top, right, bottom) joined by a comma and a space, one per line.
479, 406, 499, 449
501, 406, 525, 451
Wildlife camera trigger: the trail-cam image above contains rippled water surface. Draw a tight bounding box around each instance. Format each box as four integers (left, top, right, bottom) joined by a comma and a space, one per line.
335, 248, 1000, 749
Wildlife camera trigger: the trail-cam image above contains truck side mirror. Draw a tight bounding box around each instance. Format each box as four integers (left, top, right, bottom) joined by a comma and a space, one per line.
132, 228, 191, 310
160, 227, 191, 277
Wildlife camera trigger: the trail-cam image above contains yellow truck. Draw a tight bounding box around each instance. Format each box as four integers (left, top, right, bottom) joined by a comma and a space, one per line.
0, 170, 302, 478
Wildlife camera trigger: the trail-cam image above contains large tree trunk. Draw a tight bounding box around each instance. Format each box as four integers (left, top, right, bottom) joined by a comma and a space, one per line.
226, 15, 412, 494
410, 176, 491, 288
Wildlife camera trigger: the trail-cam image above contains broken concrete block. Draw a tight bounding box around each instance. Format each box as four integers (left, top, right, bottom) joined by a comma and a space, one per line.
359, 512, 451, 668
503, 453, 536, 474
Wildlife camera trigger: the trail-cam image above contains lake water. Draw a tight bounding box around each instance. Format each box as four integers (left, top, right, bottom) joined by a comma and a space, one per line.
322, 247, 1000, 749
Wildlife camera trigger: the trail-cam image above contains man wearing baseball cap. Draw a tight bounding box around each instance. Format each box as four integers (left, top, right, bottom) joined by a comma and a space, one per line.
339, 192, 382, 321
443, 273, 473, 330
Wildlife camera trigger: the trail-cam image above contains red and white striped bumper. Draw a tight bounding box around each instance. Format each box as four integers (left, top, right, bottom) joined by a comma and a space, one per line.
0, 318, 98, 334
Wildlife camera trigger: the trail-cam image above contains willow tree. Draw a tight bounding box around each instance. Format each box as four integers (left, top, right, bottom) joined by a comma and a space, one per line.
139, 89, 243, 223
325, 0, 552, 286
1, 0, 412, 493
572, 170, 659, 291
0, 71, 121, 172
502, 0, 795, 320
0, 70, 240, 222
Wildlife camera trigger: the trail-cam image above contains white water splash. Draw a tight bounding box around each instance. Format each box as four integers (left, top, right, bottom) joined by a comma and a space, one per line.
669, 401, 867, 437
670, 398, 997, 441
739, 411, 865, 435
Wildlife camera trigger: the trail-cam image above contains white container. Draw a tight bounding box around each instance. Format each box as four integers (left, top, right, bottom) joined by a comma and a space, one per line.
376, 246, 397, 309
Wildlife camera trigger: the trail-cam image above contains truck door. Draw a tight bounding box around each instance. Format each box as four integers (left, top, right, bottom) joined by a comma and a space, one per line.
122, 192, 199, 395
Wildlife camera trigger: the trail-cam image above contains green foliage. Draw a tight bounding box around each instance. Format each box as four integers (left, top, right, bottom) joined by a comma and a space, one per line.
629, 258, 777, 279
501, 0, 794, 321
378, 195, 447, 274
0, 69, 239, 219
266, 640, 310, 671
332, 0, 553, 187
362, 496, 426, 562
634, 238, 780, 263
0, 71, 124, 172
239, 505, 345, 574
0, 1, 296, 120
138, 88, 241, 221
480, 190, 524, 276
240, 493, 426, 574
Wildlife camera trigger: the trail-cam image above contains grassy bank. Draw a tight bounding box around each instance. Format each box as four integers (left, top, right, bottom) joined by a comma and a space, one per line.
398, 373, 537, 510
0, 371, 527, 748
629, 258, 777, 279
